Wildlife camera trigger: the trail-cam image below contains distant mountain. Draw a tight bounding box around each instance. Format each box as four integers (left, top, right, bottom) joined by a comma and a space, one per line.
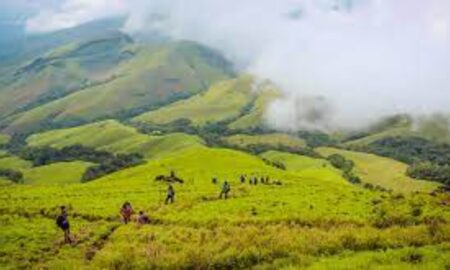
0, 20, 234, 135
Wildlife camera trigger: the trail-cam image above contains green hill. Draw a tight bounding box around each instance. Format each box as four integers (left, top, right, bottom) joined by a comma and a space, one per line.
0, 145, 448, 269
316, 147, 439, 193
0, 155, 33, 171
344, 115, 450, 147
0, 134, 10, 146
133, 76, 280, 128
23, 161, 94, 185
133, 76, 255, 125
225, 133, 306, 149
1, 40, 233, 134
26, 120, 205, 159
260, 150, 345, 185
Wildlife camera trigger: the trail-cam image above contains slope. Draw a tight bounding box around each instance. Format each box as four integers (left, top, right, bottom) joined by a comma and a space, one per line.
0, 145, 448, 269
316, 147, 439, 193
132, 76, 280, 128
344, 115, 450, 147
224, 133, 306, 149
2, 41, 233, 134
23, 161, 94, 185
26, 120, 205, 159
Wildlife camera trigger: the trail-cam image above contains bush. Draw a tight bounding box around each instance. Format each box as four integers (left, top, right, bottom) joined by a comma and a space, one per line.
327, 154, 354, 173
0, 169, 23, 183
406, 162, 450, 187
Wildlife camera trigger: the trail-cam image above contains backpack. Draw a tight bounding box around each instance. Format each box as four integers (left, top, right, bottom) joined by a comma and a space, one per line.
56, 214, 68, 228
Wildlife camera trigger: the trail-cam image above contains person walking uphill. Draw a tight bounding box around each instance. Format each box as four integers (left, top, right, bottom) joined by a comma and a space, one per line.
219, 181, 231, 199
165, 185, 175, 204
56, 206, 72, 244
120, 202, 134, 224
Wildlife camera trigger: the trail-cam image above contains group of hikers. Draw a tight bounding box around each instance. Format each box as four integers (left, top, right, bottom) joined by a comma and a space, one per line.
239, 174, 273, 185
56, 202, 151, 244
56, 173, 277, 244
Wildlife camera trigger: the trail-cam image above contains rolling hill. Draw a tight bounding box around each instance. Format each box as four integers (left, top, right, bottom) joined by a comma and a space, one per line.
132, 75, 279, 129
26, 120, 205, 159
0, 18, 449, 270
224, 133, 306, 149
0, 144, 448, 269
0, 31, 233, 134
316, 147, 439, 193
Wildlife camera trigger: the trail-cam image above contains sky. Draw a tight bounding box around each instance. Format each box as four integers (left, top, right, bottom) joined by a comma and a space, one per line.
2, 0, 450, 131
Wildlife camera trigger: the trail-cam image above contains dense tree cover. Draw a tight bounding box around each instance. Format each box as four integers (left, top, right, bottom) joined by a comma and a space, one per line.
327, 154, 354, 173
363, 136, 450, 165
327, 154, 361, 184
82, 153, 143, 182
355, 136, 450, 186
0, 169, 23, 183
297, 131, 337, 147
18, 145, 114, 166
407, 162, 450, 187
14, 144, 143, 182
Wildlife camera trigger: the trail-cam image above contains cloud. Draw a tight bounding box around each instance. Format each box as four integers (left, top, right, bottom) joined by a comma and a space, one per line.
25, 0, 127, 33
25, 0, 450, 131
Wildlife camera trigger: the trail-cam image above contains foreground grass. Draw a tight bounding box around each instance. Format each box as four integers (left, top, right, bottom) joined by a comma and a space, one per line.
0, 146, 448, 268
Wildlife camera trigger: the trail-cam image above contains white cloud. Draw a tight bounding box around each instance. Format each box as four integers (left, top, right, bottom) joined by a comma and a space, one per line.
25, 0, 127, 33
25, 0, 450, 131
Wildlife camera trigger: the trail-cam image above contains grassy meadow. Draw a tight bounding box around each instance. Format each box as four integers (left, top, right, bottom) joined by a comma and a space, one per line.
0, 143, 449, 269
316, 147, 439, 193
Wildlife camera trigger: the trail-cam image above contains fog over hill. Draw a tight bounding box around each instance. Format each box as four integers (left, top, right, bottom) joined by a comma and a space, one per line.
3, 0, 450, 132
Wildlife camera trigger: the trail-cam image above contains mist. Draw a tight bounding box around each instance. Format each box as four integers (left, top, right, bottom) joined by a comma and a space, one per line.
24, 0, 450, 131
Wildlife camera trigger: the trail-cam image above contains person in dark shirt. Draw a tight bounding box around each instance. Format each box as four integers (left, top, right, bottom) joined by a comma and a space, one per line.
56, 206, 72, 244
165, 185, 175, 204
137, 211, 150, 225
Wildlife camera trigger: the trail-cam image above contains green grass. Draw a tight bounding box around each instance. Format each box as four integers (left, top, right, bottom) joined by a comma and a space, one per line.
2, 41, 231, 134
228, 85, 280, 130
0, 145, 448, 268
0, 156, 33, 171
23, 161, 94, 185
225, 133, 306, 149
0, 134, 10, 145
133, 76, 255, 125
316, 147, 439, 193
26, 120, 205, 159
260, 150, 346, 186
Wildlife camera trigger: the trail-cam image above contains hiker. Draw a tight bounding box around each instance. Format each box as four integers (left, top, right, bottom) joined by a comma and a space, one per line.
120, 202, 133, 224
56, 206, 72, 244
165, 185, 175, 204
240, 175, 246, 184
219, 181, 231, 199
137, 211, 150, 225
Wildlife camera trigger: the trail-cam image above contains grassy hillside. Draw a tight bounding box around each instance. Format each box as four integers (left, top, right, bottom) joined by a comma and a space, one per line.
0, 155, 33, 171
260, 151, 345, 185
0, 134, 10, 146
23, 161, 94, 185
0, 145, 448, 268
225, 133, 306, 149
344, 115, 450, 147
0, 31, 133, 120
228, 84, 280, 130
2, 41, 233, 134
26, 120, 204, 159
133, 76, 255, 125
316, 147, 439, 193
